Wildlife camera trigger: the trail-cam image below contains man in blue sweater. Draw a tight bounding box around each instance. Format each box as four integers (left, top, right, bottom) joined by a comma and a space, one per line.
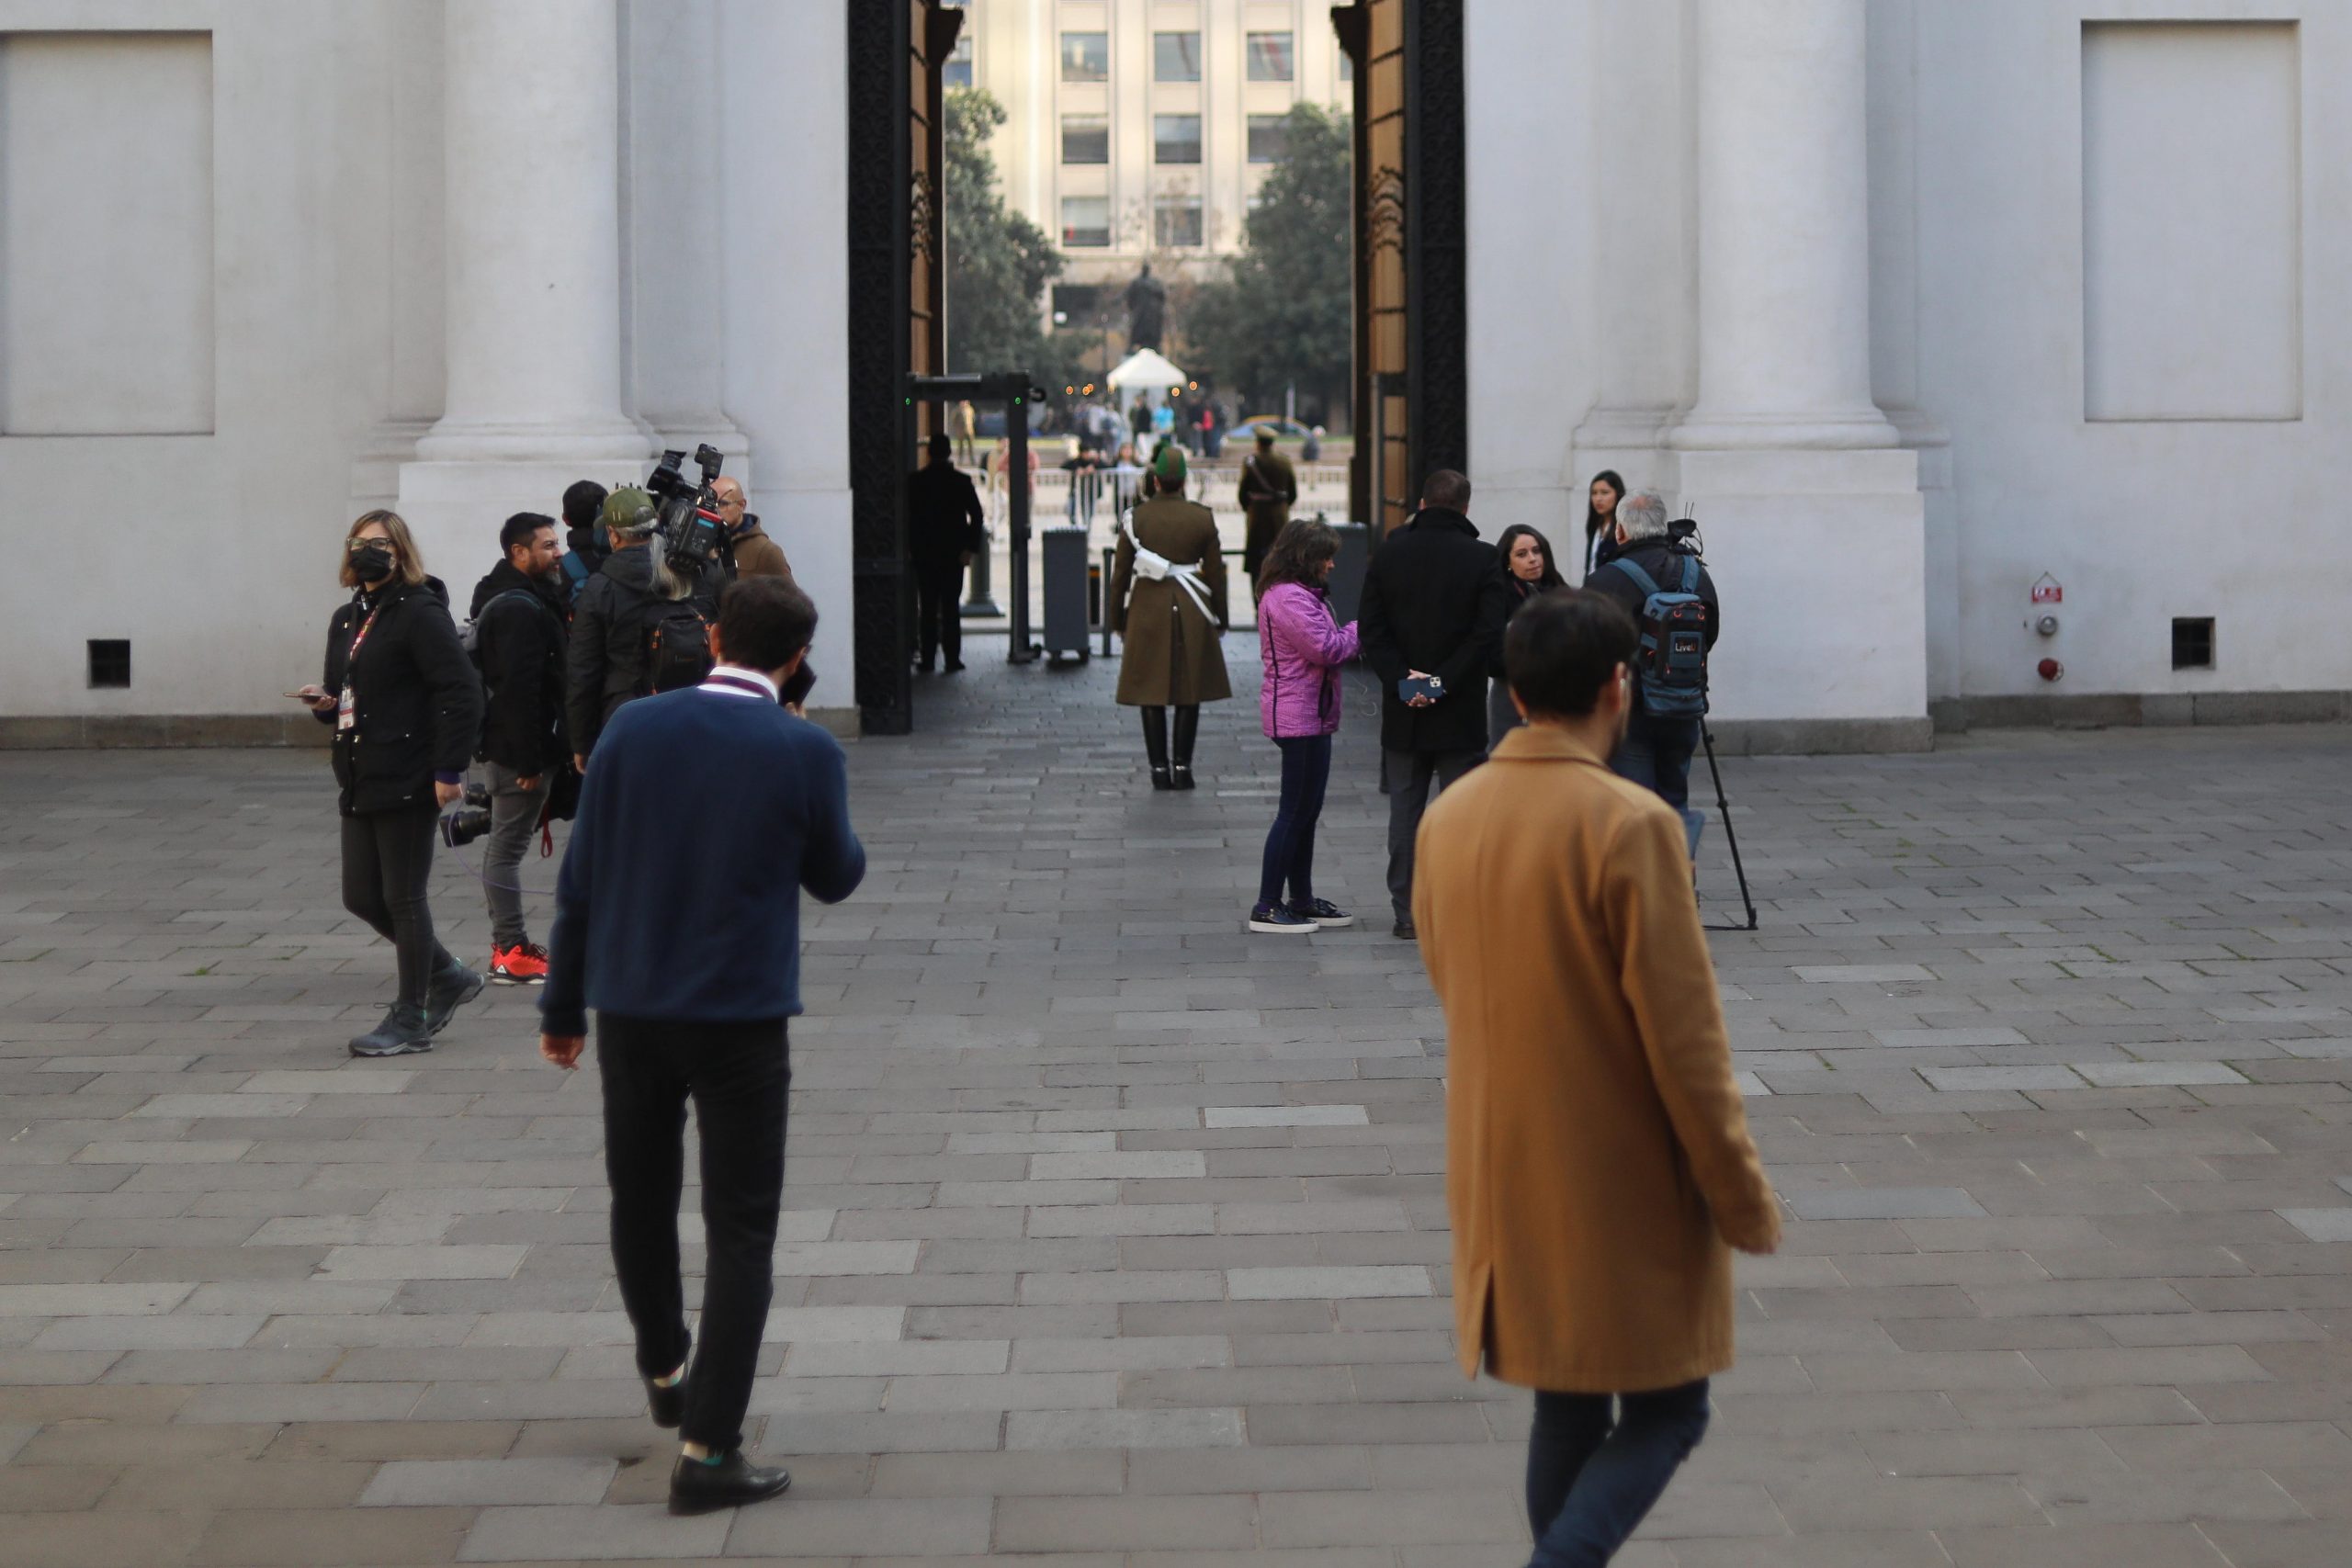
538, 575, 865, 1516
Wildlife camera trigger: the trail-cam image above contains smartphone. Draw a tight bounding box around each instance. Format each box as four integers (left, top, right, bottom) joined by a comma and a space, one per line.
1398, 675, 1443, 704
284, 689, 319, 700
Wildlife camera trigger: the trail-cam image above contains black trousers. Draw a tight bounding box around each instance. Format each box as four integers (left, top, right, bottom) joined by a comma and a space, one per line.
1381, 747, 1484, 920
914, 559, 965, 668
596, 1013, 789, 1454
339, 803, 454, 1012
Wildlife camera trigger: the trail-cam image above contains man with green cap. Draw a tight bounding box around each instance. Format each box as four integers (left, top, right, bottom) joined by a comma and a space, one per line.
1110, 445, 1230, 789
1237, 426, 1298, 599
566, 486, 720, 765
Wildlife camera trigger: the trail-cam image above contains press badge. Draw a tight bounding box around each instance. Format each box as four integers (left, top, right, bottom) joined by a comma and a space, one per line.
337, 685, 356, 732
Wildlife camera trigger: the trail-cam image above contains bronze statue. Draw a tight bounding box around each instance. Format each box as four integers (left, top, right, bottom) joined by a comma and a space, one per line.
1124, 263, 1168, 352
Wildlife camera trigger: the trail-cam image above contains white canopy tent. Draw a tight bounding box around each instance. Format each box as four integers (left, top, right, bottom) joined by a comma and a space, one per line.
1103, 348, 1188, 417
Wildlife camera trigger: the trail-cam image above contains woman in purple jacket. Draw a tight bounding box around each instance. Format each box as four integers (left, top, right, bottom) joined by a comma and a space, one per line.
1250, 519, 1362, 934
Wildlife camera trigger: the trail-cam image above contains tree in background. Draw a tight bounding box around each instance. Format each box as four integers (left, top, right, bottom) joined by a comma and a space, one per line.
945, 87, 1092, 390
1185, 104, 1351, 424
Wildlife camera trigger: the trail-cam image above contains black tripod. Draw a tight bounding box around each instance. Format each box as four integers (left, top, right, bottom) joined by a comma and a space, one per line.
1699, 725, 1758, 932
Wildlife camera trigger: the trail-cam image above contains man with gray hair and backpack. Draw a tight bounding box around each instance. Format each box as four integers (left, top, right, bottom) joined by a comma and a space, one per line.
1585, 490, 1720, 818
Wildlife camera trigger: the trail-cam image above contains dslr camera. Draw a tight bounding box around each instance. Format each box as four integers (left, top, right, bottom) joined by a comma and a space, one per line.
646, 443, 729, 575
438, 782, 493, 850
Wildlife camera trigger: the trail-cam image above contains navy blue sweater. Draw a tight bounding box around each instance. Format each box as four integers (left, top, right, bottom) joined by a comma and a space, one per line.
538, 682, 865, 1036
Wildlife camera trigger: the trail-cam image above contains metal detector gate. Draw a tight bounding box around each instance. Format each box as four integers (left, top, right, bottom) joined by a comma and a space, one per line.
908, 372, 1045, 665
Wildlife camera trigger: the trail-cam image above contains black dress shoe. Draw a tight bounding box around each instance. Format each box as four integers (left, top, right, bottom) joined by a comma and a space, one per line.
1171, 765, 1197, 791
669, 1450, 791, 1516
943, 660, 967, 673
1392, 915, 1418, 941
1149, 767, 1176, 791
644, 1375, 685, 1429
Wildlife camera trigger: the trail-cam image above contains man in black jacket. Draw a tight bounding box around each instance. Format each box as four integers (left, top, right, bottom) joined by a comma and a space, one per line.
1583, 489, 1722, 815
469, 512, 571, 986
1358, 470, 1510, 939
568, 488, 723, 762
907, 434, 986, 673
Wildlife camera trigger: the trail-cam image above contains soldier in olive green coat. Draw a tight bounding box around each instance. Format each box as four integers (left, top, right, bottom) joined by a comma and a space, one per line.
1112, 446, 1230, 790
1238, 427, 1298, 594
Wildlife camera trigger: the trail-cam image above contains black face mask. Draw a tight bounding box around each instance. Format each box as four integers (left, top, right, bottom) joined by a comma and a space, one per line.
350, 543, 396, 585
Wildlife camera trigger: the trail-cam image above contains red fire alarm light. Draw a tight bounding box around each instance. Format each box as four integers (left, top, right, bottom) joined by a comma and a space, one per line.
2037, 658, 2064, 682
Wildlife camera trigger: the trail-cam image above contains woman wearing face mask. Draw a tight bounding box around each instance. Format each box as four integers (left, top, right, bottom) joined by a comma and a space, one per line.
296, 512, 485, 1058
1489, 525, 1565, 747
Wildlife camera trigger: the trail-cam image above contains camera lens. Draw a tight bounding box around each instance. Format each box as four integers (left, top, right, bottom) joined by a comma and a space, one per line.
463, 783, 491, 808
438, 807, 493, 851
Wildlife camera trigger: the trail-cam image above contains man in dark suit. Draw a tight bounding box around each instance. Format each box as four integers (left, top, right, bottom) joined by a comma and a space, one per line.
538, 575, 865, 1516
907, 433, 986, 672
1358, 469, 1510, 939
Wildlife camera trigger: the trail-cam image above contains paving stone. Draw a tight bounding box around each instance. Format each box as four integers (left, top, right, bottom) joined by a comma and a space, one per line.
1227, 1266, 1431, 1299
458, 1503, 729, 1562
360, 1456, 618, 1506
1786, 1187, 1989, 1221
2274, 1207, 2352, 1242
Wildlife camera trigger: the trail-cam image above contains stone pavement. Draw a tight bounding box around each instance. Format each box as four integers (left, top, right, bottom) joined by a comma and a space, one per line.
2, 647, 2349, 1567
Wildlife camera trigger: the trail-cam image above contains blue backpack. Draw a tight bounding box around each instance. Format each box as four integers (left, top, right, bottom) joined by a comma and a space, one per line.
1609, 554, 1710, 717
560, 550, 592, 604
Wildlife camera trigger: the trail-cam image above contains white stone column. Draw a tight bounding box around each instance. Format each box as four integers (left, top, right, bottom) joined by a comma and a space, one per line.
414, 0, 648, 461
1672, 0, 1894, 449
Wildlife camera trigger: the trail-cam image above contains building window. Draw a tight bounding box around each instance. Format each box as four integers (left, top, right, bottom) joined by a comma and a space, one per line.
1154, 197, 1204, 249
942, 33, 974, 89
1247, 114, 1290, 164
86, 638, 130, 689
1153, 31, 1201, 82
2172, 616, 2215, 670
1060, 31, 1108, 82
1154, 114, 1202, 164
1247, 31, 1294, 82
1061, 196, 1111, 247
1061, 116, 1109, 164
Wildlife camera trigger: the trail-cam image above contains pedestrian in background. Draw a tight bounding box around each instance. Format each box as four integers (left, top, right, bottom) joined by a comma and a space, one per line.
467, 511, 571, 987
298, 511, 485, 1059
1488, 524, 1565, 748
1585, 490, 1720, 818
1414, 588, 1780, 1568
1111, 446, 1229, 790
1250, 519, 1360, 934
539, 575, 865, 1517
1238, 426, 1298, 600
714, 477, 791, 582
1582, 469, 1626, 580
909, 434, 986, 674
559, 479, 610, 604
1357, 469, 1509, 939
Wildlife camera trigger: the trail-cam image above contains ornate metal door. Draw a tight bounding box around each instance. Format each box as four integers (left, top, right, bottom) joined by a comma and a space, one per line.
1333, 0, 1464, 536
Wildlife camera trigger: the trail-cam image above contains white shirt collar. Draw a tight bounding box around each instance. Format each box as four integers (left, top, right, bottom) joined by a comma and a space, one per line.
699, 665, 778, 701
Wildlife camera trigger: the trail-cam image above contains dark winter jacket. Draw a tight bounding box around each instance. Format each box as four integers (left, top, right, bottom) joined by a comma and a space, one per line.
1357, 509, 1510, 756
908, 462, 986, 568
1585, 538, 1723, 656
566, 544, 719, 757
316, 577, 483, 817
469, 560, 571, 773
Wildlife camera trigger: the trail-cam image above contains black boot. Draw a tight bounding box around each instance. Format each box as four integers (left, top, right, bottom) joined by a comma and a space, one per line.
668, 1450, 791, 1515
1142, 706, 1173, 789
1171, 705, 1200, 790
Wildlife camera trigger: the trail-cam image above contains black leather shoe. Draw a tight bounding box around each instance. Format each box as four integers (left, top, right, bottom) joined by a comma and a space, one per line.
644, 1375, 685, 1429
1149, 767, 1176, 791
943, 660, 967, 673
1171, 765, 1197, 791
1391, 916, 1418, 941
424, 963, 484, 1036
349, 1006, 433, 1059
669, 1450, 791, 1516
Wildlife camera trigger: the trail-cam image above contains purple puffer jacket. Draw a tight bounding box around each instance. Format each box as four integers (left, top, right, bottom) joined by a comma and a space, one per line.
1259, 581, 1362, 739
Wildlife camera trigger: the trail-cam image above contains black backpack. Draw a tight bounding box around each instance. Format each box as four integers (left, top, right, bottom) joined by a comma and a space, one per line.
640, 600, 715, 694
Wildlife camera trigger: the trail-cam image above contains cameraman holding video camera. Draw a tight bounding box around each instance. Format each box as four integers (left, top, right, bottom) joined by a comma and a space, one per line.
466, 512, 571, 986
567, 487, 719, 765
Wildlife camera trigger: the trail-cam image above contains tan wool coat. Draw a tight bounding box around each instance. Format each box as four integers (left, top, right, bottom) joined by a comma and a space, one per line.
1414, 725, 1781, 1393
1111, 493, 1232, 706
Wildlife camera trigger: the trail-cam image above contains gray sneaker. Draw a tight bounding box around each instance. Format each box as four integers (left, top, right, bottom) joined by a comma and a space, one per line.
424, 963, 484, 1035
349, 1006, 434, 1059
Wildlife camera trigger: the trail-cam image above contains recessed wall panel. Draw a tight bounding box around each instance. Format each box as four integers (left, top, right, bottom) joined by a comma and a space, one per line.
0, 32, 215, 434
2082, 22, 2299, 422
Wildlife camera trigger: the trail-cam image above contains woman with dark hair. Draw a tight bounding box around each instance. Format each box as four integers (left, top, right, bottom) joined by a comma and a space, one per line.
1582, 469, 1626, 579
293, 511, 485, 1058
1250, 518, 1361, 933
1489, 525, 1566, 747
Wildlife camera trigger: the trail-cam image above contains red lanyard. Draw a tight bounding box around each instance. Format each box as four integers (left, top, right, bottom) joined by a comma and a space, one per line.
345, 599, 386, 669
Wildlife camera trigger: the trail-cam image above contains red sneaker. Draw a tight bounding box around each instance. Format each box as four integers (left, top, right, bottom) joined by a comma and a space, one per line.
489, 943, 549, 986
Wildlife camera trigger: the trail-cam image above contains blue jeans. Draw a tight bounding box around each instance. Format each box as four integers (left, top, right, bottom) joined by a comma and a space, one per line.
1257, 733, 1332, 908
1610, 711, 1699, 811
1525, 1380, 1711, 1566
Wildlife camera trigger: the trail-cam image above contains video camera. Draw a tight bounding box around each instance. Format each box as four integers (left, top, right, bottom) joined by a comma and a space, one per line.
1667, 515, 1705, 557
646, 443, 729, 575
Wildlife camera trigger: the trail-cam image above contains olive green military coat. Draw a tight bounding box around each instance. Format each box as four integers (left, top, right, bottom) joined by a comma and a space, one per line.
1111, 493, 1231, 706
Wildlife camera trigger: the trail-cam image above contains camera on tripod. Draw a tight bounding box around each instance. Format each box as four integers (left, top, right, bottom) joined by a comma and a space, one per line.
646, 444, 729, 575
438, 782, 493, 850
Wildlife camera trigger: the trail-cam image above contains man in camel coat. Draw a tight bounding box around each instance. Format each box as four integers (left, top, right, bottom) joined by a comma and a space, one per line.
1413, 587, 1781, 1568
